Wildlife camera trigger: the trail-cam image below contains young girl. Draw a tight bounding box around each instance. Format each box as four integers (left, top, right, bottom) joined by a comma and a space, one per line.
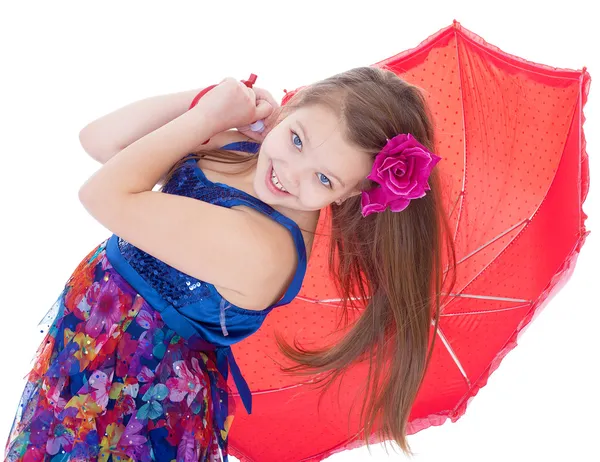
5, 66, 456, 461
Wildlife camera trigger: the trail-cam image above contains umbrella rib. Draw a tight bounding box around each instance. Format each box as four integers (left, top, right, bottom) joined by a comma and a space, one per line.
451, 190, 464, 218
441, 293, 530, 303
440, 302, 531, 316
435, 324, 471, 387
452, 29, 468, 246
242, 382, 308, 396
226, 380, 319, 399
294, 295, 369, 307
455, 218, 529, 266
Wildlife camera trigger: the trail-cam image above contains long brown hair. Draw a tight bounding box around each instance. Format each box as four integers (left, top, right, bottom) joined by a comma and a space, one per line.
162, 66, 458, 457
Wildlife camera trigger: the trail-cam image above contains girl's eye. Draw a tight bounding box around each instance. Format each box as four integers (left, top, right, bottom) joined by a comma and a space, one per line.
291, 131, 303, 149
317, 173, 332, 188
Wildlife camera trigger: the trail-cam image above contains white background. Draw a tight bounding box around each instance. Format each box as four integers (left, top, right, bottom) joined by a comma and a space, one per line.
0, 1, 597, 461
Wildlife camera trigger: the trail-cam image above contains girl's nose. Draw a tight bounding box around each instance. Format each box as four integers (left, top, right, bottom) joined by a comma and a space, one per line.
276, 167, 297, 195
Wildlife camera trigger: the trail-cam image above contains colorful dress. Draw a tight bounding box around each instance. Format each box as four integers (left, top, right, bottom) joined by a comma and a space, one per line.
4, 141, 308, 462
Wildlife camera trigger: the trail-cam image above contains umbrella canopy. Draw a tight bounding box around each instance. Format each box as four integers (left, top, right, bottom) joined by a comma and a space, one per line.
227, 20, 591, 462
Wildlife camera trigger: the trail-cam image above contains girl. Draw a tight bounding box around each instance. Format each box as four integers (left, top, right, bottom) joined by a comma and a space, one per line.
5, 66, 457, 461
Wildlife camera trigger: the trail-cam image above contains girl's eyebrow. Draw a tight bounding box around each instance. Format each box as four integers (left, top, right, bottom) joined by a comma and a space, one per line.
296, 120, 346, 188
323, 167, 346, 188
296, 120, 311, 146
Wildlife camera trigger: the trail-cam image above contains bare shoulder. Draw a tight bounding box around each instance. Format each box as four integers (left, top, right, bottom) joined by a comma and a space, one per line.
215, 210, 299, 311
198, 130, 299, 311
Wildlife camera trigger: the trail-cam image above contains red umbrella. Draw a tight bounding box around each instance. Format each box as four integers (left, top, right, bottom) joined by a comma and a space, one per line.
227, 20, 592, 462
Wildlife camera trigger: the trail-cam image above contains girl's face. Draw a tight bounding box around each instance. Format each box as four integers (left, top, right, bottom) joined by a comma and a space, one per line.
254, 104, 373, 212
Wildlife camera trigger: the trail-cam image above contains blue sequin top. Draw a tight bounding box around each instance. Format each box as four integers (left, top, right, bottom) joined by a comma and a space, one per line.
104, 141, 307, 417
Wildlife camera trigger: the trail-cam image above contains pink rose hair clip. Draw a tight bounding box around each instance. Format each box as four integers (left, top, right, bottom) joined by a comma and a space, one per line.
360, 133, 442, 217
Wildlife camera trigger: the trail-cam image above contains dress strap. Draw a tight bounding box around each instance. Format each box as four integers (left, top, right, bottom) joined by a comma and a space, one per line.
183, 143, 307, 308
217, 142, 307, 308
220, 141, 261, 154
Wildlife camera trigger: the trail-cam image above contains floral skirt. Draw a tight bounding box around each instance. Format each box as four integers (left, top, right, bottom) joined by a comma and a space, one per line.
4, 239, 236, 462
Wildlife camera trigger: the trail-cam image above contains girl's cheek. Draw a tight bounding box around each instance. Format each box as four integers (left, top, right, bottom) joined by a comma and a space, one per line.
302, 192, 324, 210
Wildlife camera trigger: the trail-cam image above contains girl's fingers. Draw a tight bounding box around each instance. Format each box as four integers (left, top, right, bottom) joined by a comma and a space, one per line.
250, 87, 279, 109
237, 128, 265, 143
246, 86, 256, 104
255, 100, 274, 121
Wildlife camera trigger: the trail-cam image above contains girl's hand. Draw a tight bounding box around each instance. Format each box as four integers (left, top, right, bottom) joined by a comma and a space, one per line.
191, 77, 274, 136
236, 86, 280, 142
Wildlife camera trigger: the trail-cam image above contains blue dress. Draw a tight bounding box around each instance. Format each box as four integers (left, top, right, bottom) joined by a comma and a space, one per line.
4, 141, 307, 462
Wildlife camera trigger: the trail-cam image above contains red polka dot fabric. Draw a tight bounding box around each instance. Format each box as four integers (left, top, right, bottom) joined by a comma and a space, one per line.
228, 20, 591, 462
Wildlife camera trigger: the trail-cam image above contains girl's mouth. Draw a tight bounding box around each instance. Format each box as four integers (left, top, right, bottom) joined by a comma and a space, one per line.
266, 161, 291, 196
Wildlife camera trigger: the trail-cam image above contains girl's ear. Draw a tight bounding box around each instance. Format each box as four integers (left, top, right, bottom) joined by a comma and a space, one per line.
336, 189, 362, 205
347, 189, 362, 199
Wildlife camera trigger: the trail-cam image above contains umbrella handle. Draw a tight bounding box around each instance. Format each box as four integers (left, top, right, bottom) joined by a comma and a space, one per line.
242, 74, 265, 133
189, 73, 264, 145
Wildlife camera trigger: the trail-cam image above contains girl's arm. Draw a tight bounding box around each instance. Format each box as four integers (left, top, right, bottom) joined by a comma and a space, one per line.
79, 83, 278, 165
78, 91, 289, 303
79, 88, 203, 164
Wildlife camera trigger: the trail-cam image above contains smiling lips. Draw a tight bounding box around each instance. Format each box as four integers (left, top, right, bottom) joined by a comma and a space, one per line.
266, 162, 291, 195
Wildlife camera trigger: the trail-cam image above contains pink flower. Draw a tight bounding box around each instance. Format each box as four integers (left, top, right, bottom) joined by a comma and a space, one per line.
119, 417, 148, 447
88, 370, 112, 409
46, 424, 75, 455
166, 358, 207, 407
361, 133, 441, 217
84, 279, 128, 338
